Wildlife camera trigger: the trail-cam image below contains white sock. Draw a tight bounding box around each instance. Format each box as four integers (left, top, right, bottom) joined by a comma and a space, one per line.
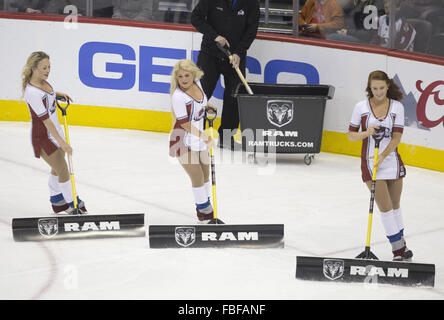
204, 181, 212, 201
393, 207, 404, 233
192, 185, 208, 207
380, 210, 399, 237
380, 209, 405, 252
48, 173, 61, 196
58, 180, 74, 204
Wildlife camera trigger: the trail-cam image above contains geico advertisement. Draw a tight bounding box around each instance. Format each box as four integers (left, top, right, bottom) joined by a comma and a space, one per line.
0, 18, 442, 150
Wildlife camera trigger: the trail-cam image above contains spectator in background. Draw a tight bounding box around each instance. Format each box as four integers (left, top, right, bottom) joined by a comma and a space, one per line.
370, 0, 416, 51
112, 0, 154, 21
8, 0, 46, 13
299, 0, 344, 38
327, 0, 384, 43
43, 0, 84, 15
93, 0, 114, 18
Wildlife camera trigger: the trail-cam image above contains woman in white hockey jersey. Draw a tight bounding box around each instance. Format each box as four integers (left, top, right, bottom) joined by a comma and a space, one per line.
348, 70, 412, 261
22, 51, 87, 214
169, 59, 216, 222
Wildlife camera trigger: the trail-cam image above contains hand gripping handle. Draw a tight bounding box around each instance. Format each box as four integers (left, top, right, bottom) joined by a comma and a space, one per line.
55, 96, 70, 116
372, 126, 386, 148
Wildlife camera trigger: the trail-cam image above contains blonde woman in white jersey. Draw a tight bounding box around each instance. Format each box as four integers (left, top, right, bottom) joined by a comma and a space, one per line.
169, 59, 216, 222
348, 70, 412, 261
22, 51, 87, 214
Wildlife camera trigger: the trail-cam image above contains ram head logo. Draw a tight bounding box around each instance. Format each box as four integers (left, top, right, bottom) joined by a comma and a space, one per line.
175, 227, 196, 247
267, 100, 294, 127
38, 218, 59, 238
323, 259, 345, 280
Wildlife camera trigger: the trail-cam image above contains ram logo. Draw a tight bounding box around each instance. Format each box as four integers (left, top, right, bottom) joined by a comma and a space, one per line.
175, 227, 196, 247
38, 218, 59, 238
201, 232, 259, 241
350, 265, 409, 278
323, 259, 345, 280
64, 221, 120, 232
267, 100, 294, 127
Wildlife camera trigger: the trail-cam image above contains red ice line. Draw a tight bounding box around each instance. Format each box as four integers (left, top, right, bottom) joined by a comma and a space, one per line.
0, 218, 58, 300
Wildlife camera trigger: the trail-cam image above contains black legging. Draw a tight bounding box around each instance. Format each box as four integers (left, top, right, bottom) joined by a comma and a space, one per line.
196, 51, 246, 140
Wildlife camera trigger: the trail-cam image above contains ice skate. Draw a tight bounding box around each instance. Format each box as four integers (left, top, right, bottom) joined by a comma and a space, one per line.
392, 246, 413, 262
65, 198, 88, 215
196, 208, 213, 222
50, 194, 70, 213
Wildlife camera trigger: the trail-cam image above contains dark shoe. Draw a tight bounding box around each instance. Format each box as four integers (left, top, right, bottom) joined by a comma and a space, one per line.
196, 208, 213, 221
66, 198, 88, 215
392, 246, 413, 261
404, 248, 413, 261
50, 193, 69, 213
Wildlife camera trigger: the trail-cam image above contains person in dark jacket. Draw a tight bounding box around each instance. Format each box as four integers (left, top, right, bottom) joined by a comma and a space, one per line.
191, 0, 260, 150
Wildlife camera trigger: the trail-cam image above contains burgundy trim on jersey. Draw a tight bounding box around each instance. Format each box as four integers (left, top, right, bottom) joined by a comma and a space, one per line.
360, 113, 369, 132
184, 101, 192, 123
359, 114, 372, 182
42, 96, 48, 112
169, 102, 193, 157
175, 117, 189, 127
361, 137, 372, 182
396, 150, 406, 179
393, 126, 404, 133
368, 99, 392, 121
27, 105, 58, 158
348, 124, 359, 132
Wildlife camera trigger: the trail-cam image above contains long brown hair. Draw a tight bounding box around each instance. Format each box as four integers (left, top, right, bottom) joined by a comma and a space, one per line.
21, 51, 50, 96
366, 70, 403, 101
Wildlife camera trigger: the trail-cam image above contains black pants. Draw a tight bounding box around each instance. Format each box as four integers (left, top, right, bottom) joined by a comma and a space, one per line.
196, 51, 246, 141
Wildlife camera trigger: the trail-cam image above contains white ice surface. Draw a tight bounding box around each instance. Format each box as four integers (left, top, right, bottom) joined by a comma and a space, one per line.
0, 121, 443, 300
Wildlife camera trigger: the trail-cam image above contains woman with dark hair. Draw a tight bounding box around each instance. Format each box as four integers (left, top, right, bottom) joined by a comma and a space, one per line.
347, 70, 412, 261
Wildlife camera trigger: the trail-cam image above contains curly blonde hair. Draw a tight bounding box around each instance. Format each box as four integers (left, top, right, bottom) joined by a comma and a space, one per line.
170, 59, 204, 95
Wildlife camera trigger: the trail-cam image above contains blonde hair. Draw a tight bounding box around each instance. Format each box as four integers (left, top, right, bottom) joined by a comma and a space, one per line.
170, 59, 204, 96
21, 51, 50, 96
169, 59, 204, 127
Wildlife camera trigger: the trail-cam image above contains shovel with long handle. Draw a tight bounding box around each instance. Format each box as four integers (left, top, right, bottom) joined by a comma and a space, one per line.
356, 128, 386, 259
56, 96, 82, 215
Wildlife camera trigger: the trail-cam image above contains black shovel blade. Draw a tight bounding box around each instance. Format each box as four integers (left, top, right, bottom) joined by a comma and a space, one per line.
12, 214, 145, 241
296, 256, 435, 287
149, 224, 284, 248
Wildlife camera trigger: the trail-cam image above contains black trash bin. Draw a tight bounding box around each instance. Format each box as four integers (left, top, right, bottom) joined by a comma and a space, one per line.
234, 83, 335, 165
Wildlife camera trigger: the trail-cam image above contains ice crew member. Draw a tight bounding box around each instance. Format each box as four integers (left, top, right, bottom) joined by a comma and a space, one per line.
22, 51, 87, 214
348, 70, 412, 261
191, 0, 260, 150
